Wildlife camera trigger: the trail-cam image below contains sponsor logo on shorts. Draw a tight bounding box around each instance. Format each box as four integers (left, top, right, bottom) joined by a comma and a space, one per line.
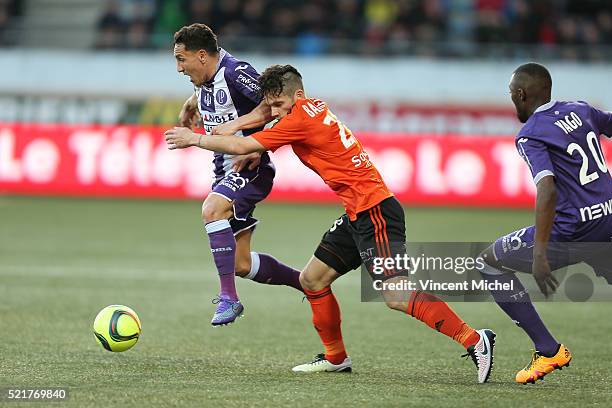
359, 247, 376, 262
500, 227, 528, 254
579, 198, 612, 222
329, 217, 344, 232
509, 289, 529, 301
218, 173, 249, 192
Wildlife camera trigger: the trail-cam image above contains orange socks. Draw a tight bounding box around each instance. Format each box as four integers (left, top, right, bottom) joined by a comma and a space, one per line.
304, 287, 347, 364
407, 290, 480, 349
305, 287, 479, 363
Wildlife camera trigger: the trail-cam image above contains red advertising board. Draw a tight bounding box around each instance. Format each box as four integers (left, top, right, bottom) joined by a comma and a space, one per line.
1, 123, 610, 208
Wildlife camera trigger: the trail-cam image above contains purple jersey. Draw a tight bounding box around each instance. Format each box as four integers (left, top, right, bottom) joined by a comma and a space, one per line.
516, 100, 612, 240
195, 48, 273, 181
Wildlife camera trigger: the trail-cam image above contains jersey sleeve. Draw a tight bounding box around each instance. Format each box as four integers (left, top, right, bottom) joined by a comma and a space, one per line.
516, 137, 555, 184
251, 110, 308, 152
591, 106, 612, 138
225, 62, 262, 104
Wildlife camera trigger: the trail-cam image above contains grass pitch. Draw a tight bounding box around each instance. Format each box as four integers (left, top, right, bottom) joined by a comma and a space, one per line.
1, 196, 611, 407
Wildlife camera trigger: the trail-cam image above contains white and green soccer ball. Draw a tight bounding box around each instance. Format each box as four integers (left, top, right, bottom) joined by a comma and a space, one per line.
93, 305, 141, 352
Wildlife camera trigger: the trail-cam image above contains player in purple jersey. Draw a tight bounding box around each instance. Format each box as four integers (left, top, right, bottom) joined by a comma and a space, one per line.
478, 63, 612, 384
172, 24, 303, 326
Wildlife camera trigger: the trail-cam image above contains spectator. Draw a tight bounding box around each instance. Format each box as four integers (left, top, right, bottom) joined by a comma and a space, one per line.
241, 0, 268, 37
215, 0, 243, 30
126, 19, 153, 49
85, 0, 612, 61
596, 11, 612, 43
151, 0, 188, 48
0, 0, 11, 46
187, 0, 213, 25
295, 2, 328, 55
95, 1, 125, 49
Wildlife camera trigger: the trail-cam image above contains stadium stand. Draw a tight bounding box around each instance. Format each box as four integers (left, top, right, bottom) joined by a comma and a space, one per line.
0, 0, 22, 45
86, 0, 612, 59
2, 0, 611, 59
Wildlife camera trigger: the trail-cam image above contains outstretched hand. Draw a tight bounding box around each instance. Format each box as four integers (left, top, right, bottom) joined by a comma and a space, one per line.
212, 121, 240, 136
232, 152, 262, 172
532, 256, 558, 298
164, 127, 199, 150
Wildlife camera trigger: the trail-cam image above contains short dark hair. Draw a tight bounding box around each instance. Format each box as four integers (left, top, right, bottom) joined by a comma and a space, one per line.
258, 65, 304, 98
513, 62, 552, 90
173, 23, 219, 54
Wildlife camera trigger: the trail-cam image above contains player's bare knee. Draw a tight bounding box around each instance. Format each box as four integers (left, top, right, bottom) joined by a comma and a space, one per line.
235, 258, 252, 278
382, 285, 410, 311
201, 205, 219, 223
299, 272, 325, 292
298, 272, 312, 290
201, 203, 231, 223
384, 299, 408, 312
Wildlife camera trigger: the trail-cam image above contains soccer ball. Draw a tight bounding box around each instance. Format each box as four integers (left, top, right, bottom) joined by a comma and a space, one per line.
93, 305, 141, 352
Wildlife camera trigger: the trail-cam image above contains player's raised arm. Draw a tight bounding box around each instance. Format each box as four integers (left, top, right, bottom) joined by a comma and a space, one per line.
164, 126, 266, 154
212, 100, 273, 171
199, 134, 267, 155
532, 175, 559, 297
213, 100, 273, 135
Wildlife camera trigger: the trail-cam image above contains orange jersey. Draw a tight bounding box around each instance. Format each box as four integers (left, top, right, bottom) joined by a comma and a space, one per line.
251, 98, 392, 220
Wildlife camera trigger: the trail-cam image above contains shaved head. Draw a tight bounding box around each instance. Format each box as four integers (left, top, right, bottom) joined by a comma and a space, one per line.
258, 64, 304, 99
258, 64, 306, 120
509, 63, 553, 123
513, 63, 552, 95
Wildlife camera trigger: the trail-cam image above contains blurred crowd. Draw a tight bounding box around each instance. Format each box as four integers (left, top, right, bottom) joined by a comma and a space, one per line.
0, 0, 21, 46
94, 0, 612, 59
474, 0, 612, 59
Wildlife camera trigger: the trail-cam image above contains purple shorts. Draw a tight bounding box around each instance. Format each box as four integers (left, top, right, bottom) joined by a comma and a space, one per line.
211, 166, 274, 235
493, 224, 612, 283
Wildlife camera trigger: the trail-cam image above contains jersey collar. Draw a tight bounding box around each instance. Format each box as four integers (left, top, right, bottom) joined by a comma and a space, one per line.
534, 100, 557, 113
203, 48, 228, 86
214, 48, 227, 72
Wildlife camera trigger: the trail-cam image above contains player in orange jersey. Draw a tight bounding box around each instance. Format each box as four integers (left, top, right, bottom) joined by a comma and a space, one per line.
165, 65, 496, 383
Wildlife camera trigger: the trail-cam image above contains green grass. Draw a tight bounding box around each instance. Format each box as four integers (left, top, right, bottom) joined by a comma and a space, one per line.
1, 196, 611, 407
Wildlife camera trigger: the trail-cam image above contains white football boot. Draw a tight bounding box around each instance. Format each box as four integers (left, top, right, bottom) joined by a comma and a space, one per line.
292, 353, 352, 373
462, 329, 496, 383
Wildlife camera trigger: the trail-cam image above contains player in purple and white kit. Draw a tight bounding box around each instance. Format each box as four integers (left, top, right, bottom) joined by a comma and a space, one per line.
479, 63, 612, 384
173, 24, 302, 326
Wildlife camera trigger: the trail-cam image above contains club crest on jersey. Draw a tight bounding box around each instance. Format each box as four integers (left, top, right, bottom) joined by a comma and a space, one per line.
215, 89, 228, 105
203, 93, 213, 107
200, 87, 215, 112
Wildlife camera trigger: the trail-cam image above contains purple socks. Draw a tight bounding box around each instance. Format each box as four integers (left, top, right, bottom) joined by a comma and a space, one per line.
480, 264, 559, 356
205, 219, 238, 301
245, 252, 303, 292
206, 219, 303, 297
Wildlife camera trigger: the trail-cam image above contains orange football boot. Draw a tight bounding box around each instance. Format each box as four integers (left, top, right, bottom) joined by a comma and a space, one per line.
515, 344, 572, 384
